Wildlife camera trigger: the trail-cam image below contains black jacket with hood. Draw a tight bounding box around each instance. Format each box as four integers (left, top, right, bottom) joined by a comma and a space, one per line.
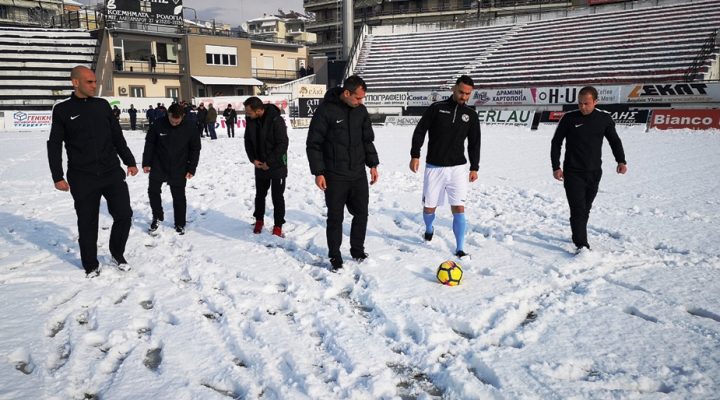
244, 104, 289, 179
142, 116, 201, 186
306, 87, 379, 181
47, 93, 136, 183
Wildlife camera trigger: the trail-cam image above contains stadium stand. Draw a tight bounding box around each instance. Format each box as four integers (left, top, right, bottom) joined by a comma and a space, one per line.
352, 0, 720, 91
0, 27, 96, 111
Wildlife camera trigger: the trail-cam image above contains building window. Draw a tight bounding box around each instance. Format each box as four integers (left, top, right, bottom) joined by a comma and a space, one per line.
0, 6, 8, 19
124, 40, 151, 61
156, 42, 178, 63
166, 87, 179, 100
205, 45, 237, 66
262, 56, 274, 69
129, 86, 145, 97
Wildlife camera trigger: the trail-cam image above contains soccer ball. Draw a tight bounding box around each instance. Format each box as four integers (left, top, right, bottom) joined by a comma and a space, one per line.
436, 260, 463, 286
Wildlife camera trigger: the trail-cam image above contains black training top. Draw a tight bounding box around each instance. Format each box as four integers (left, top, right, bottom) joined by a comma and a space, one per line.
551, 108, 627, 172
47, 93, 136, 183
411, 97, 481, 171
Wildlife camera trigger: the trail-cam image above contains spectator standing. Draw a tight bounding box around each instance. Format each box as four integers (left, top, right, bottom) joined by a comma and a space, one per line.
146, 105, 156, 130
206, 103, 217, 140
128, 104, 138, 130
223, 104, 237, 138
196, 103, 208, 137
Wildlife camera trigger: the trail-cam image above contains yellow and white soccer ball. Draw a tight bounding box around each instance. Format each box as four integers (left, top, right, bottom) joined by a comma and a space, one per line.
436, 260, 463, 286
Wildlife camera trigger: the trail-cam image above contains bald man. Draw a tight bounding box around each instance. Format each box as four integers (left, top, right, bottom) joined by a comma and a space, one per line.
47, 66, 138, 277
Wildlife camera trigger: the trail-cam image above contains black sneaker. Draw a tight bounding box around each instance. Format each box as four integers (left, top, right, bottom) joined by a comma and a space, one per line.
175, 225, 185, 235
329, 257, 343, 271
111, 255, 131, 272
351, 251, 368, 262
455, 250, 469, 258
149, 218, 162, 232
424, 231, 433, 241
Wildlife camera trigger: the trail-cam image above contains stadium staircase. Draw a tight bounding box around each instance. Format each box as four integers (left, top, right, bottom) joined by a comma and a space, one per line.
351, 0, 720, 91
0, 26, 96, 111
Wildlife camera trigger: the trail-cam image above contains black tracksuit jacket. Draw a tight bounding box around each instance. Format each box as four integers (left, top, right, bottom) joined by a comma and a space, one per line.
47, 93, 136, 183
551, 109, 626, 172
244, 104, 289, 179
142, 116, 201, 186
306, 87, 380, 181
411, 97, 481, 171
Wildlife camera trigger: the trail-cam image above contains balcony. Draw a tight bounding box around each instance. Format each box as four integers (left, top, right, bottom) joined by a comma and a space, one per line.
115, 61, 182, 74
304, 0, 341, 11
252, 68, 301, 81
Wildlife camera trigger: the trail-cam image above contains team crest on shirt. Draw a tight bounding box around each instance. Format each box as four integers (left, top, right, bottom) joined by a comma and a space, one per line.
461, 114, 470, 122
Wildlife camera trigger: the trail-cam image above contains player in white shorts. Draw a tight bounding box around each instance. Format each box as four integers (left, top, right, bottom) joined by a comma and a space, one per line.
410, 75, 481, 258
422, 164, 468, 208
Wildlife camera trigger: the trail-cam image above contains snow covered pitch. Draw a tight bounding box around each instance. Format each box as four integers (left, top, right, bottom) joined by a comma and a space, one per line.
1, 125, 719, 399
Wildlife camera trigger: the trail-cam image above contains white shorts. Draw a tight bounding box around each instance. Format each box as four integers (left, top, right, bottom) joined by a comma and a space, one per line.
422, 164, 468, 208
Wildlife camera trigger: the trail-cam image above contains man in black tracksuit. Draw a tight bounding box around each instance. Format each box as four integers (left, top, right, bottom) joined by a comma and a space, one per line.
306, 75, 380, 270
47, 66, 138, 277
142, 103, 201, 235
243, 97, 289, 237
551, 86, 627, 251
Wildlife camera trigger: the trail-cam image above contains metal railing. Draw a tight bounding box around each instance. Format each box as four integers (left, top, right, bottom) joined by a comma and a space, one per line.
114, 61, 182, 74
685, 28, 719, 82
344, 24, 367, 79
252, 68, 301, 80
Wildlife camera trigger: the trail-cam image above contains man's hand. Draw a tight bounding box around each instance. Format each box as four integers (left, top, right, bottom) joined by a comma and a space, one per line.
127, 166, 138, 176
54, 180, 70, 192
370, 167, 379, 185
253, 160, 269, 171
553, 168, 564, 181
469, 170, 478, 182
617, 163, 628, 174
186, 172, 194, 179
143, 166, 151, 174
315, 175, 327, 191
409, 158, 420, 173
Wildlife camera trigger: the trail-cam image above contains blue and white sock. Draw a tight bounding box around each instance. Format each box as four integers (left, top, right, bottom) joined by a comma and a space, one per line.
452, 213, 466, 252
423, 212, 435, 234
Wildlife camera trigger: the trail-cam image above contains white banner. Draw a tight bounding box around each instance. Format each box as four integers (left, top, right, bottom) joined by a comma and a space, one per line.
363, 92, 408, 107
294, 84, 327, 99
385, 116, 422, 126
622, 83, 720, 104
194, 95, 292, 113
103, 97, 174, 119
406, 91, 451, 107
477, 109, 535, 127
8, 110, 53, 131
